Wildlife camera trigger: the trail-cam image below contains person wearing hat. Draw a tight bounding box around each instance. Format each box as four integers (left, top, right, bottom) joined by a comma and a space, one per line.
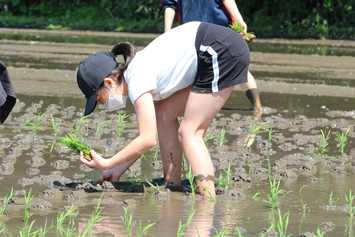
77, 21, 250, 196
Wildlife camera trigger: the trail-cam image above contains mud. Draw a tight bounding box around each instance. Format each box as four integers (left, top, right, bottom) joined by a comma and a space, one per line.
0, 27, 355, 236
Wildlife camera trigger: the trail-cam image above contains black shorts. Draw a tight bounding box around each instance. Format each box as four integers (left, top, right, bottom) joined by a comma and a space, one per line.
192, 22, 250, 93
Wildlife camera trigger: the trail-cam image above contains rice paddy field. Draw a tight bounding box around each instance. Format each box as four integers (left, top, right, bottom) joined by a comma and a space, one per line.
0, 28, 355, 236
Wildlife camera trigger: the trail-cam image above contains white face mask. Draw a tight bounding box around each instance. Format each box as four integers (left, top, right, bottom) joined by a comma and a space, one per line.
104, 83, 127, 112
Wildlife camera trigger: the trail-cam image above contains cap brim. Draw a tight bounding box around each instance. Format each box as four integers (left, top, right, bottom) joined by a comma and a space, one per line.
84, 90, 98, 116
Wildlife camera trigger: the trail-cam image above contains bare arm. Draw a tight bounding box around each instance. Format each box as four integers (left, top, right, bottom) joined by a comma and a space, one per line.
164, 7, 176, 32
223, 0, 247, 34
79, 92, 157, 170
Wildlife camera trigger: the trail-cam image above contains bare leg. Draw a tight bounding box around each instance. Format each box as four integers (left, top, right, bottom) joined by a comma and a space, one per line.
178, 86, 235, 196
155, 86, 191, 190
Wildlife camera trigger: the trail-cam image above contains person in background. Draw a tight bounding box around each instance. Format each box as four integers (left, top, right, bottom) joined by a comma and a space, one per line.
77, 22, 250, 196
162, 0, 262, 113
0, 60, 16, 125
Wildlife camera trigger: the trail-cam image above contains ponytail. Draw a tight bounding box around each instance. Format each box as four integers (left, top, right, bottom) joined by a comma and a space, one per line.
107, 42, 137, 83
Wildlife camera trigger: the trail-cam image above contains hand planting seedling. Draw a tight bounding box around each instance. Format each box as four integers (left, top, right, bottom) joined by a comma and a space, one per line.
230, 21, 256, 43
58, 132, 92, 161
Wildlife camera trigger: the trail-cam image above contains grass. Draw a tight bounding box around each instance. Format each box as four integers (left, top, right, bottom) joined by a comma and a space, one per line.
202, 185, 217, 202
187, 164, 197, 197
337, 127, 351, 155
23, 188, 35, 223
244, 122, 269, 148
219, 127, 226, 146
0, 187, 14, 215
345, 189, 355, 218
95, 117, 111, 136
263, 176, 291, 209
80, 195, 105, 236
58, 132, 92, 161
145, 177, 160, 192
177, 209, 196, 237
294, 185, 310, 213
117, 113, 129, 136
18, 112, 46, 134
328, 191, 339, 206
126, 170, 143, 186
215, 164, 232, 189
277, 209, 292, 237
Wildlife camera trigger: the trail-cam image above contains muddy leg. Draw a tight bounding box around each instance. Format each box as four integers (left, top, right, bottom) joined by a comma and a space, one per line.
155, 86, 191, 191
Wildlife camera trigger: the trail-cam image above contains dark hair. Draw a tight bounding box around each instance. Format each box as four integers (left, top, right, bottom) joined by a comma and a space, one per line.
99, 42, 137, 88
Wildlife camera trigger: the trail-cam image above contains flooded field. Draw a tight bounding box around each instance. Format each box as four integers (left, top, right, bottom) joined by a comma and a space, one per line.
1, 27, 355, 236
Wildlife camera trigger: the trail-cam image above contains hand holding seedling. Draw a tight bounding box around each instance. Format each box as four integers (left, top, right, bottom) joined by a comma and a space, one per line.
80, 150, 109, 170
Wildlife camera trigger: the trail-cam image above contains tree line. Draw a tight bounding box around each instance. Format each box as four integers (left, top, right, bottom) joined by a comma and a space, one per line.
0, 0, 354, 39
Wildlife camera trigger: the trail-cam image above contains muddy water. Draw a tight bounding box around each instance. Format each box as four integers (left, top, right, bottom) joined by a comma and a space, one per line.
1, 28, 355, 236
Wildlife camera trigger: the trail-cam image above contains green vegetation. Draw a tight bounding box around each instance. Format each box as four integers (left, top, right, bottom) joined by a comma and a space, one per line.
328, 191, 339, 206
219, 127, 226, 146
0, 0, 353, 38
177, 209, 195, 237
294, 185, 310, 213
277, 209, 292, 237
187, 165, 197, 197
345, 189, 355, 218
0, 187, 14, 215
95, 117, 111, 136
117, 113, 129, 136
263, 176, 291, 209
58, 132, 92, 161
215, 164, 233, 189
202, 185, 217, 202
244, 122, 269, 148
80, 196, 105, 236
337, 127, 351, 155
18, 112, 46, 134
23, 188, 35, 223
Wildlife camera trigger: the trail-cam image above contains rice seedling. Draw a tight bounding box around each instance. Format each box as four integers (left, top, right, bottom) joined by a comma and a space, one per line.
204, 134, 217, 147
202, 185, 217, 202
267, 128, 273, 150
33, 218, 54, 237
57, 205, 78, 227
95, 117, 111, 136
80, 195, 105, 236
263, 176, 291, 209
126, 170, 143, 185
48, 115, 61, 136
23, 188, 35, 223
18, 112, 46, 134
58, 132, 92, 161
319, 129, 331, 155
177, 209, 196, 237
294, 185, 310, 213
121, 206, 135, 236
84, 172, 98, 183
219, 127, 226, 146
0, 187, 14, 215
259, 223, 275, 237
18, 220, 38, 237
277, 209, 292, 237
145, 177, 160, 192
328, 191, 339, 205
244, 122, 269, 148
182, 158, 187, 179
117, 113, 129, 136
187, 164, 197, 197
345, 189, 355, 218
229, 21, 256, 42
316, 225, 326, 237
136, 219, 156, 237
337, 127, 351, 155
73, 115, 88, 134
212, 226, 232, 236
215, 164, 232, 189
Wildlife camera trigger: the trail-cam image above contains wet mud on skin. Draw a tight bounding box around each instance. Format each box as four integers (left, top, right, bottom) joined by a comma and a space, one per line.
0, 28, 355, 236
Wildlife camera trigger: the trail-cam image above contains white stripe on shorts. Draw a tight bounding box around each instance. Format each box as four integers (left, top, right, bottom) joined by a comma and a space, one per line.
199, 45, 220, 93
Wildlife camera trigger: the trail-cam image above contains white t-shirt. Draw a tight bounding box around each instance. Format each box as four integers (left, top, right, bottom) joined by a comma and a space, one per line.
124, 22, 201, 104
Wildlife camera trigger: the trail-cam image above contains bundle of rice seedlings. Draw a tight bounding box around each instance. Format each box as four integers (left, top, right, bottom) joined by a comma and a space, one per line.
58, 132, 92, 161
230, 21, 256, 43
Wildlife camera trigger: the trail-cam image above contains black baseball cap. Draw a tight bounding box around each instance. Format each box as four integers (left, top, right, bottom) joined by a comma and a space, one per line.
77, 50, 117, 116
